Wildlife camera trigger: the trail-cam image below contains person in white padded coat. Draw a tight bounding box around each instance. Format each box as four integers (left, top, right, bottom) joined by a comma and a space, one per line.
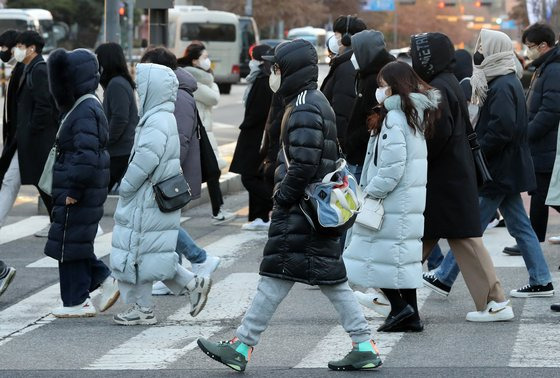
344, 61, 439, 333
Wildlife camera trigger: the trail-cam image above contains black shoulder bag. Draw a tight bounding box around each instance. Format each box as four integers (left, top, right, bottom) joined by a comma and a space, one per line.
153, 173, 192, 213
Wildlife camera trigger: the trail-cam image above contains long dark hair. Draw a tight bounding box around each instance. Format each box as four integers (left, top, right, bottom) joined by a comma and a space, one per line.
368, 61, 438, 138
95, 42, 136, 90
177, 41, 206, 68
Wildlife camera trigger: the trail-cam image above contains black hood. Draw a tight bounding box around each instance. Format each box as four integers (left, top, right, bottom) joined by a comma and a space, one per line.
410, 32, 455, 82
454, 49, 473, 81
351, 30, 394, 75
274, 39, 318, 100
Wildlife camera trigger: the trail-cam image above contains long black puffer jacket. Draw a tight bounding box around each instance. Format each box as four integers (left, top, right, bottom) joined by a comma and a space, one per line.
260, 39, 344, 285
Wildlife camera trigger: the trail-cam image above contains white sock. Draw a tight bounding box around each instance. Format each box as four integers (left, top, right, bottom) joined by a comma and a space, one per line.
186, 277, 197, 291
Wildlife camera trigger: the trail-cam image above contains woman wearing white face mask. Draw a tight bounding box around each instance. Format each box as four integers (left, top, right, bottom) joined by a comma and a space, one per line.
178, 42, 236, 223
344, 61, 440, 333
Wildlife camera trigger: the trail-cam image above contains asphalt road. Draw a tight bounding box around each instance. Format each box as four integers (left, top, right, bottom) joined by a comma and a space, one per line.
1, 66, 560, 377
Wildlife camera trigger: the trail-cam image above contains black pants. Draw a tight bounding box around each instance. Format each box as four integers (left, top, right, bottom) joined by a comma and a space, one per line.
241, 174, 273, 222
58, 257, 111, 306
207, 177, 224, 216
381, 288, 420, 320
36, 186, 53, 222
109, 155, 130, 192
530, 171, 560, 242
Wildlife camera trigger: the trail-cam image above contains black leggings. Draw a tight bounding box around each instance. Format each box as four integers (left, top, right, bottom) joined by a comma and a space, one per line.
381, 288, 419, 319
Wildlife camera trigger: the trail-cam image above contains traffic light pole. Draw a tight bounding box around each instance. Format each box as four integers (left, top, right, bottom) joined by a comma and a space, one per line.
105, 0, 120, 43
127, 0, 134, 60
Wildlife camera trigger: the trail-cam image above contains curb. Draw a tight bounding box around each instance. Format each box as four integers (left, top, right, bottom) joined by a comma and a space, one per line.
37, 172, 243, 216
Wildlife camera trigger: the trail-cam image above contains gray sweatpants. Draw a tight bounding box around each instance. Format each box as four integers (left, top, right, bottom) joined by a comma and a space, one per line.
236, 276, 371, 346
118, 264, 195, 308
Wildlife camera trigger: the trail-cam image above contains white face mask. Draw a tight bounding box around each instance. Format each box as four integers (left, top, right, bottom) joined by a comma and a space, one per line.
327, 35, 339, 55
198, 57, 211, 71
249, 59, 261, 71
13, 47, 27, 63
350, 53, 359, 70
375, 86, 390, 104
269, 71, 281, 93
526, 45, 541, 61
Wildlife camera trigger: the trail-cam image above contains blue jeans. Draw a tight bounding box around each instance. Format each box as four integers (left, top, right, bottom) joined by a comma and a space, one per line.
435, 193, 552, 287
177, 227, 207, 264
427, 244, 444, 271
348, 164, 363, 184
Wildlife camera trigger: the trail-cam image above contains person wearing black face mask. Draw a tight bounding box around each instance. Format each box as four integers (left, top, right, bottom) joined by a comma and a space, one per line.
473, 51, 485, 66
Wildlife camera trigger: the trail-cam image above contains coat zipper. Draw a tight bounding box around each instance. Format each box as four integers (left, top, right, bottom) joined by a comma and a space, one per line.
61, 207, 69, 263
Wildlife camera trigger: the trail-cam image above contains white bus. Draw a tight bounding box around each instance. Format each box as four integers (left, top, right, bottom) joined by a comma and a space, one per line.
168, 6, 259, 94
0, 9, 67, 54
287, 26, 328, 64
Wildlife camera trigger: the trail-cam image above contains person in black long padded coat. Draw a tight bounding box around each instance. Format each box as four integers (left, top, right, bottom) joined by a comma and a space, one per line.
197, 39, 383, 373
320, 15, 366, 149
44, 48, 119, 318
410, 33, 511, 321
230, 44, 274, 231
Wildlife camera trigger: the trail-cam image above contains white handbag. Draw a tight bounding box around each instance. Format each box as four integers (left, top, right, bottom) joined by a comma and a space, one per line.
355, 196, 384, 231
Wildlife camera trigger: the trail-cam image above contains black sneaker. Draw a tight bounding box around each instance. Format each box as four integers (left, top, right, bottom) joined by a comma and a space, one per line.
551, 303, 560, 312
502, 244, 522, 256
422, 271, 451, 297
510, 282, 554, 298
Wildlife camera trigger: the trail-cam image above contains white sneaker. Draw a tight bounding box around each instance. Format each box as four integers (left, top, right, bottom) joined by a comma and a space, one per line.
96, 224, 104, 237
113, 304, 157, 325
548, 236, 560, 244
486, 218, 500, 230
187, 276, 212, 317
466, 300, 514, 322
97, 276, 120, 312
52, 298, 97, 318
354, 290, 391, 317
191, 255, 221, 278
211, 209, 236, 225
152, 281, 173, 295
241, 218, 270, 231
34, 223, 52, 238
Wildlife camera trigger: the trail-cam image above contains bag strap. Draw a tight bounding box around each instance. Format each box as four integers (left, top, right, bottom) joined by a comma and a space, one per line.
57, 94, 101, 139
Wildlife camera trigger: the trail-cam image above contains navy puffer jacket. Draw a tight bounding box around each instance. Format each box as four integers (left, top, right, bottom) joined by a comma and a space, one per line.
44, 49, 110, 261
259, 39, 344, 285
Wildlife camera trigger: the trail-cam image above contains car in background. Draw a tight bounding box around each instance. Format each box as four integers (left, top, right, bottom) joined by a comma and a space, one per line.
168, 5, 259, 94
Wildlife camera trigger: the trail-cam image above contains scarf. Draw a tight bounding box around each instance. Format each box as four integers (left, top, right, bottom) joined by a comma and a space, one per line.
471, 29, 519, 106
243, 61, 262, 106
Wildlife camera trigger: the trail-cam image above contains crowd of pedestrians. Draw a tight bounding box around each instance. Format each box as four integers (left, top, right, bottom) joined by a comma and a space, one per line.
0, 16, 559, 372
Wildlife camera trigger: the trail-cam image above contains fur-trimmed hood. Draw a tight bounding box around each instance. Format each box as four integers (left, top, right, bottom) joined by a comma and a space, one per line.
47, 48, 100, 112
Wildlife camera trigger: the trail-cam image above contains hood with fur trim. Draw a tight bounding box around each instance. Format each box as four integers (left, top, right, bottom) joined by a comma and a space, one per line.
47, 48, 100, 112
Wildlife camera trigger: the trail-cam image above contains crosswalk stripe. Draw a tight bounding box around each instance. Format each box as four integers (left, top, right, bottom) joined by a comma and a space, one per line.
294, 289, 429, 368
26, 217, 191, 268
86, 272, 260, 370
0, 230, 265, 349
0, 216, 50, 245
0, 283, 59, 346
482, 228, 524, 268
509, 272, 560, 367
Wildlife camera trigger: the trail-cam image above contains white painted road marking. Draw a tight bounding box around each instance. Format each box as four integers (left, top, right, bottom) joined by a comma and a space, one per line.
87, 273, 261, 370
294, 289, 429, 368
0, 216, 50, 246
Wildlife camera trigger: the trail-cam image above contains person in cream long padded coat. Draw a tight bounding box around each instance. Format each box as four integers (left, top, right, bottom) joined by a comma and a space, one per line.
110, 63, 181, 285
183, 65, 227, 170
344, 91, 439, 290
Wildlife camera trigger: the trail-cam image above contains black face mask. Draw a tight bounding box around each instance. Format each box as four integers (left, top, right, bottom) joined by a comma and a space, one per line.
473, 51, 484, 66
0, 50, 12, 63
